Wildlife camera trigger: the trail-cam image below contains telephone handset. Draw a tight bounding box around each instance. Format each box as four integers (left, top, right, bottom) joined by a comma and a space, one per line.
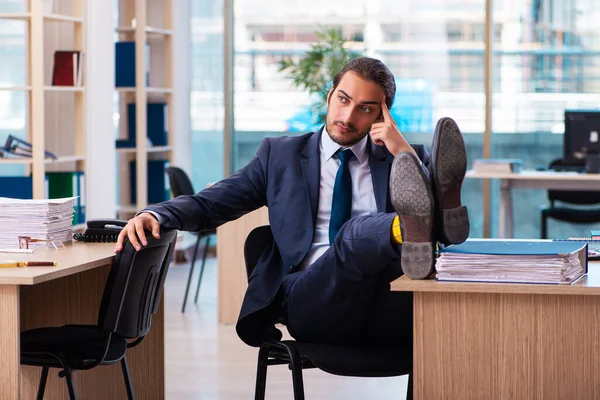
73, 219, 127, 243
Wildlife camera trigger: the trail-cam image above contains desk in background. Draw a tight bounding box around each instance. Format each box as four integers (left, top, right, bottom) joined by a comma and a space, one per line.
217, 207, 269, 324
466, 170, 600, 238
0, 242, 166, 400
391, 263, 600, 400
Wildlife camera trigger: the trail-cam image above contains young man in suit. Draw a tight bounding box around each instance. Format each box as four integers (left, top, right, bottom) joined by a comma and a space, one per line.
115, 57, 469, 348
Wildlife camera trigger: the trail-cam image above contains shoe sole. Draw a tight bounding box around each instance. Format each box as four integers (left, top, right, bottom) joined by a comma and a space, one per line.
390, 152, 435, 280
431, 117, 470, 245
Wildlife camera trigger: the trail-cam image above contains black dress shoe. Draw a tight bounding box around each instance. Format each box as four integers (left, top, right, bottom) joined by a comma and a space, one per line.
429, 117, 470, 245
390, 152, 435, 280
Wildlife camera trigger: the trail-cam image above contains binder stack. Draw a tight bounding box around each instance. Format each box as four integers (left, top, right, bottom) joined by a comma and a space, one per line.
436, 240, 587, 285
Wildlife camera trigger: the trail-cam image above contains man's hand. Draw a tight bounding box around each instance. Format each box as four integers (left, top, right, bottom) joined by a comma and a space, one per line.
115, 212, 160, 253
369, 96, 417, 157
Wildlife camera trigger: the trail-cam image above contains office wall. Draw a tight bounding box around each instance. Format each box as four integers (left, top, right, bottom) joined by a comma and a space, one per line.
86, 0, 117, 218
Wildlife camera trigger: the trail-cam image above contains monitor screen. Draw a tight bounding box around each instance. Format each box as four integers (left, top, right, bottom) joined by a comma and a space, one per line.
564, 110, 600, 163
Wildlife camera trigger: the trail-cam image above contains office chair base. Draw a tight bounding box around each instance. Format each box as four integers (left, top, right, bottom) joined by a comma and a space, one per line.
255, 341, 306, 400
36, 367, 49, 400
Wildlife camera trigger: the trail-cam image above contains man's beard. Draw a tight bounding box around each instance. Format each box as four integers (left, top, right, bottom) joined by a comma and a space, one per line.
326, 120, 368, 147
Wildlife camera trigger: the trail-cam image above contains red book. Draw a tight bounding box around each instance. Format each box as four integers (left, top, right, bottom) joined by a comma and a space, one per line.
51, 51, 79, 86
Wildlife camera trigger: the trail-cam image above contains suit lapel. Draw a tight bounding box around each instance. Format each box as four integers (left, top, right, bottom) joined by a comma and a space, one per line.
300, 128, 322, 229
368, 137, 393, 212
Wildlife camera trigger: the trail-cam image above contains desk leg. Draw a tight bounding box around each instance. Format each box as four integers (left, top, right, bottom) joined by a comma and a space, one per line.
413, 291, 600, 400
0, 285, 20, 400
498, 179, 513, 238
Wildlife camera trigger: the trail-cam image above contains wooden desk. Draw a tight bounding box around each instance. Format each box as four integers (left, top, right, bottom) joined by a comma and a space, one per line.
391, 263, 600, 400
0, 242, 165, 400
466, 170, 600, 238
217, 207, 269, 324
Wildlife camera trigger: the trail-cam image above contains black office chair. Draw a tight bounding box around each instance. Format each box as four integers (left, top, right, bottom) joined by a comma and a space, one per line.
244, 225, 413, 400
165, 166, 215, 312
20, 228, 178, 400
541, 158, 600, 238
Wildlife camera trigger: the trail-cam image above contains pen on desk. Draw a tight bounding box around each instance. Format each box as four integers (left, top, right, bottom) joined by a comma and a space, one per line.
23, 261, 57, 267
0, 261, 20, 268
0, 261, 57, 267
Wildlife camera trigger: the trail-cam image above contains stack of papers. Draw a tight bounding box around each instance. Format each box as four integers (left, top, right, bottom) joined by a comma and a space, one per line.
435, 240, 587, 284
0, 197, 76, 249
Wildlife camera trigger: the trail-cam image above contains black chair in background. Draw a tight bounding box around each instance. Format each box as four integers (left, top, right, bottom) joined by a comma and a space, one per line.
165, 166, 215, 312
244, 225, 413, 400
541, 158, 600, 238
20, 228, 178, 400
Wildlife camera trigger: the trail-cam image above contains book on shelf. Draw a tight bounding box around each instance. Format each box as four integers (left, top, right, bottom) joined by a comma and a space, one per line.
115, 139, 136, 149
129, 160, 170, 204
46, 172, 85, 225
0, 173, 84, 221
115, 42, 150, 87
127, 103, 168, 146
0, 147, 28, 158
51, 51, 84, 86
0, 176, 36, 199
435, 239, 587, 285
2, 134, 57, 160
472, 158, 523, 173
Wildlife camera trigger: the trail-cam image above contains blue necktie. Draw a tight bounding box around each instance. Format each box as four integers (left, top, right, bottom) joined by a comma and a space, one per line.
329, 149, 353, 243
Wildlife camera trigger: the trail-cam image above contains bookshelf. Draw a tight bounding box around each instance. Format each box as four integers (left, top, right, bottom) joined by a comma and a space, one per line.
115, 0, 174, 217
0, 0, 86, 204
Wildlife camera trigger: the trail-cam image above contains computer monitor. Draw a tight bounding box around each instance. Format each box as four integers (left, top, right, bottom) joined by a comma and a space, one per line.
564, 110, 600, 164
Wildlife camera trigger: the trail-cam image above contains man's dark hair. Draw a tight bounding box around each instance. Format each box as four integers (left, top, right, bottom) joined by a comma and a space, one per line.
330, 57, 396, 109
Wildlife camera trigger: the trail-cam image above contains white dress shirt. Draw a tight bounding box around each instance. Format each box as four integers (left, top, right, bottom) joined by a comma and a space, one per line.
298, 128, 378, 270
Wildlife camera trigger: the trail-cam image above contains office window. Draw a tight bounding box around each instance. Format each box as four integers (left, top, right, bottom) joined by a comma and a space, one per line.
190, 0, 225, 189
0, 1, 28, 177
491, 0, 600, 238
233, 0, 486, 236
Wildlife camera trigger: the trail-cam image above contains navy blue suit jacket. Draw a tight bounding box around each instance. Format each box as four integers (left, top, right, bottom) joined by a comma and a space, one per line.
147, 128, 430, 346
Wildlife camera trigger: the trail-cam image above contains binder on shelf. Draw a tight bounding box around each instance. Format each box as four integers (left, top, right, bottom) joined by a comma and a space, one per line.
129, 160, 170, 204
127, 103, 168, 146
51, 51, 84, 86
436, 239, 587, 285
3, 134, 57, 160
115, 42, 150, 87
46, 172, 85, 225
0, 176, 34, 199
116, 139, 136, 148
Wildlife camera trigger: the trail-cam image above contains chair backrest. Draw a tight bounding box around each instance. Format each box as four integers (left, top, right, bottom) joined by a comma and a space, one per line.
548, 158, 600, 205
98, 228, 178, 338
166, 166, 195, 197
243, 225, 273, 279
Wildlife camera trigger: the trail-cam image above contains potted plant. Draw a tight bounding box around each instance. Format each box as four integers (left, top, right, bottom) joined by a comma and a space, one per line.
278, 27, 363, 128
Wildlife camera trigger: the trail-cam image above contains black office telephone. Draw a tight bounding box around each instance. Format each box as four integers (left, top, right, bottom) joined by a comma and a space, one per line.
73, 219, 127, 243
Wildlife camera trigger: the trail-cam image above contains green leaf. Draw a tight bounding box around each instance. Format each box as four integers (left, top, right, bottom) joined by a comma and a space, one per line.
278, 26, 365, 129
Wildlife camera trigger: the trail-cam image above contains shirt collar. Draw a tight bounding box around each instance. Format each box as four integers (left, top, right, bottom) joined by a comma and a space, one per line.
321, 125, 369, 164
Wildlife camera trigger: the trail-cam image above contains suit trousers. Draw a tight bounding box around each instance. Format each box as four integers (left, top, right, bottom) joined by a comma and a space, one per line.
281, 212, 413, 349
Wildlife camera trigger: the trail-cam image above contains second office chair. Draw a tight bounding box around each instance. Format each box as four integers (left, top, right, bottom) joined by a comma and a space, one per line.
165, 166, 215, 313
